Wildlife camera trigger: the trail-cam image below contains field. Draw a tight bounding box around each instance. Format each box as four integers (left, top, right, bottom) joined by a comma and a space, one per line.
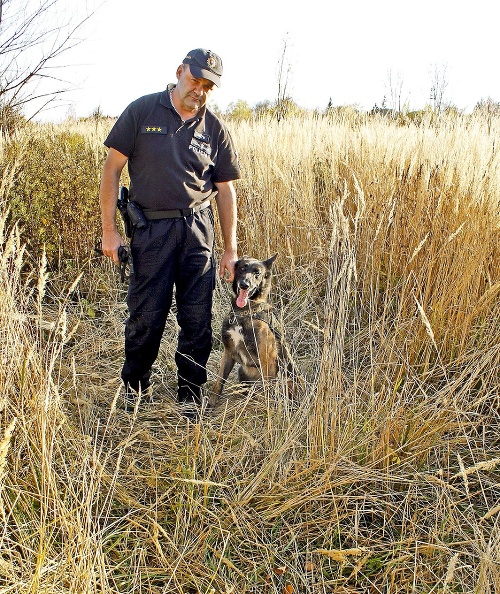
0, 110, 499, 593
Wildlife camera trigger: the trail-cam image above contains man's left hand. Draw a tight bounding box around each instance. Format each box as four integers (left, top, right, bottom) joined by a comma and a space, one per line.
219, 249, 238, 281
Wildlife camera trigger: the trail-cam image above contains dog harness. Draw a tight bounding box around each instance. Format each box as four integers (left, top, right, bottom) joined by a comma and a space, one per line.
228, 304, 282, 341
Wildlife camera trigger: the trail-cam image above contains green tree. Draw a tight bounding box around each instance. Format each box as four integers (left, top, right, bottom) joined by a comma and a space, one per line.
225, 99, 253, 121
254, 100, 273, 118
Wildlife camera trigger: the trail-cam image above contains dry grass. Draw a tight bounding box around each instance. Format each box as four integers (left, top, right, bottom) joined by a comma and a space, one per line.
0, 111, 499, 593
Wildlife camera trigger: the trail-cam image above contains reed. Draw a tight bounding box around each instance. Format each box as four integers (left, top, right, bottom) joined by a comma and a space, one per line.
0, 110, 499, 592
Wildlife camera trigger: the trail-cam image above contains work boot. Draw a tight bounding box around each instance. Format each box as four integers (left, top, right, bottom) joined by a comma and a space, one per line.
177, 384, 201, 420
123, 383, 152, 412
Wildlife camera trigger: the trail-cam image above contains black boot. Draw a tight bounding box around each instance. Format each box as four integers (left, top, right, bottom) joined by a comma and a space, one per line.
177, 383, 201, 420
123, 382, 152, 412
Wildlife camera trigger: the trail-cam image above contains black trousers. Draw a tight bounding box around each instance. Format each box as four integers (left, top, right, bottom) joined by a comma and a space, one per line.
121, 207, 216, 397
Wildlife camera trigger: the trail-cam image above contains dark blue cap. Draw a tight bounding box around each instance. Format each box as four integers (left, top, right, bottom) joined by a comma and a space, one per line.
183, 49, 223, 87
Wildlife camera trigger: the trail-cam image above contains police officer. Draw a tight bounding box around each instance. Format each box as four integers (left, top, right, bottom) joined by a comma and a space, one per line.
99, 49, 240, 416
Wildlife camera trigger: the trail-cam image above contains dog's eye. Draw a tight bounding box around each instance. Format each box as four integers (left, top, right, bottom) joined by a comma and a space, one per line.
254, 271, 261, 278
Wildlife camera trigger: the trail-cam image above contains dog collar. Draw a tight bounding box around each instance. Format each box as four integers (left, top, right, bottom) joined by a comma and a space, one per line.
229, 302, 271, 320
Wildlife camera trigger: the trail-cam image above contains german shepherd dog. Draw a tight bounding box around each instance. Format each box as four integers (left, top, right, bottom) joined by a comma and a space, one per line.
210, 254, 280, 405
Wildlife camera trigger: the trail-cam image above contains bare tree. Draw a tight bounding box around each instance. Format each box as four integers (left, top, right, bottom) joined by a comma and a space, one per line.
429, 63, 448, 112
0, 0, 93, 120
275, 34, 293, 122
385, 68, 404, 113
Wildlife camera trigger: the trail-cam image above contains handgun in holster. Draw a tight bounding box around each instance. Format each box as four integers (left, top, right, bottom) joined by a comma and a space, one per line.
116, 185, 147, 238
127, 200, 147, 231
117, 186, 133, 238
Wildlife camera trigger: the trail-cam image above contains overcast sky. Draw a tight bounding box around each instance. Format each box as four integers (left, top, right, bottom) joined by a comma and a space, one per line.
28, 0, 500, 120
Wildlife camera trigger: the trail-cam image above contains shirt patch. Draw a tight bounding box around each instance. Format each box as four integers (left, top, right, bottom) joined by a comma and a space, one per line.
141, 125, 168, 134
194, 132, 210, 143
189, 132, 212, 156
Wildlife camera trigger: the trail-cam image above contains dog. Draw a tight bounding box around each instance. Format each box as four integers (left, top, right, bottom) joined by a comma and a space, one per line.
210, 254, 280, 405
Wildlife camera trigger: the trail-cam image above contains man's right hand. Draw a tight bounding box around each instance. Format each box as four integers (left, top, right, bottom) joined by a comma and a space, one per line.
99, 147, 129, 265
101, 228, 126, 265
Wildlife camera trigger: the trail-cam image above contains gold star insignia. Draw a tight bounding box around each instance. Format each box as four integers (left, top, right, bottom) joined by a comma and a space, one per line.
157, 127, 162, 132
146, 127, 151, 131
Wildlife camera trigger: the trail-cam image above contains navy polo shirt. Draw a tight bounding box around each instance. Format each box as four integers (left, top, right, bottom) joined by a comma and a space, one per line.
104, 84, 241, 210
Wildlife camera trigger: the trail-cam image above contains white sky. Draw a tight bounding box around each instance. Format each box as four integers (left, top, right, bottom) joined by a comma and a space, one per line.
30, 0, 500, 120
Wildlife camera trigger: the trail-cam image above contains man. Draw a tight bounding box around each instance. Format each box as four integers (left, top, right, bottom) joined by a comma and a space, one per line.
99, 49, 240, 416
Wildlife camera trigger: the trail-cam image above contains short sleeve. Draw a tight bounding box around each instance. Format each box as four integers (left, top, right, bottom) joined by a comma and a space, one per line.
212, 126, 241, 183
104, 98, 143, 157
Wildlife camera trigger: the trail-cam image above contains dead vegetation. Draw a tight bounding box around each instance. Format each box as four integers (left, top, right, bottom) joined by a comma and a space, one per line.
0, 111, 499, 593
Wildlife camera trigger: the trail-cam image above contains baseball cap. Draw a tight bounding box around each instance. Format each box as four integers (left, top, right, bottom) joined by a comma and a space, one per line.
183, 49, 223, 87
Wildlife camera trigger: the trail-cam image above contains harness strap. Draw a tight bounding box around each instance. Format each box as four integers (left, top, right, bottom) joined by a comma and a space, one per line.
252, 311, 282, 341
229, 307, 282, 341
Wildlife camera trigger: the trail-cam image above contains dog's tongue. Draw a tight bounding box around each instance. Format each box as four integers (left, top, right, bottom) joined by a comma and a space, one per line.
236, 288, 249, 308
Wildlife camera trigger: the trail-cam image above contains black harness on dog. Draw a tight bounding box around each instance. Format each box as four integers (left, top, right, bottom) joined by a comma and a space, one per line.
228, 303, 282, 341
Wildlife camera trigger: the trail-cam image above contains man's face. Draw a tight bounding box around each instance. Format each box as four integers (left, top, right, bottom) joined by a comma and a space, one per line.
175, 64, 215, 113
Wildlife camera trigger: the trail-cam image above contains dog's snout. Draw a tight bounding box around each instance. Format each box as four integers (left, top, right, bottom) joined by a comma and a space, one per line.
239, 279, 250, 290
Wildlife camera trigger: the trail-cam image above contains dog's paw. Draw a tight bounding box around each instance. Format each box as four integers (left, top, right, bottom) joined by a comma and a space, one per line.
207, 393, 219, 409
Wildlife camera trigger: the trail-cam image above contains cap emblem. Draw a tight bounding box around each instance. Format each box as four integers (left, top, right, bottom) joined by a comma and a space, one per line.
207, 55, 217, 70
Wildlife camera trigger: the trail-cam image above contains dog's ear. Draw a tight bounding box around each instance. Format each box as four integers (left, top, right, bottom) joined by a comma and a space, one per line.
263, 253, 278, 269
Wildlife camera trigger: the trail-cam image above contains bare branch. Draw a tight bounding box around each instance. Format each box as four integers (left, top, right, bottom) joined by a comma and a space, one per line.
276, 33, 293, 122
0, 0, 94, 119
385, 69, 405, 114
429, 63, 449, 112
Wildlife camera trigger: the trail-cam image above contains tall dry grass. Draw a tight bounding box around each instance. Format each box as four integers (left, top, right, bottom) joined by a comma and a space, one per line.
0, 111, 499, 593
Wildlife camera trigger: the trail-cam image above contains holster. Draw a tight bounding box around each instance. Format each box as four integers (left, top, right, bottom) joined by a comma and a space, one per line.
126, 201, 147, 230
117, 186, 147, 237
117, 186, 133, 238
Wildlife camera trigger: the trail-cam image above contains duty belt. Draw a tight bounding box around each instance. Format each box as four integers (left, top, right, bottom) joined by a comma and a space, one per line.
143, 200, 211, 220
